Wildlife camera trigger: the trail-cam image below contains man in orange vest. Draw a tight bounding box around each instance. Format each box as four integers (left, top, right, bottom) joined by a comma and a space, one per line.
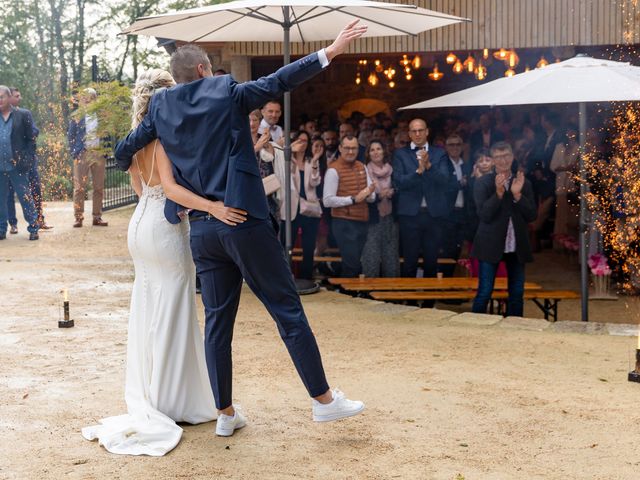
322, 135, 376, 277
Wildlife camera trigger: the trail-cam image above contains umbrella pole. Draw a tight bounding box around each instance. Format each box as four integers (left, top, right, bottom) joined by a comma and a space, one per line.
579, 101, 589, 322
283, 6, 293, 261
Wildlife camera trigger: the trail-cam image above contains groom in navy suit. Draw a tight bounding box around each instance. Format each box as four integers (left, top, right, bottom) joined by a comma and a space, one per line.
115, 21, 366, 436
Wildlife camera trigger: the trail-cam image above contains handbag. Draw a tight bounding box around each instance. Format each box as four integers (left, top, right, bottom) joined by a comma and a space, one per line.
262, 173, 281, 196
299, 197, 322, 218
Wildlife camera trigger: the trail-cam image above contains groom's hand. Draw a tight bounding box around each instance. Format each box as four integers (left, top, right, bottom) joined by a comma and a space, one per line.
208, 201, 247, 226
325, 20, 368, 62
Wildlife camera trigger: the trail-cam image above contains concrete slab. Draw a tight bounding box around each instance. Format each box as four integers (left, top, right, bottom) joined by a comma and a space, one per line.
549, 321, 608, 335
366, 301, 420, 315
607, 323, 640, 337
499, 316, 550, 331
403, 308, 457, 322
449, 312, 503, 326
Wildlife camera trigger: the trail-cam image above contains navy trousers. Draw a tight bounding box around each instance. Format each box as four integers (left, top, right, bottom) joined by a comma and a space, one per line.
189, 215, 329, 410
398, 210, 441, 278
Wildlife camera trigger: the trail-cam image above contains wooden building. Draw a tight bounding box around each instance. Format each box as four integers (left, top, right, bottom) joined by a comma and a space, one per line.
190, 0, 640, 120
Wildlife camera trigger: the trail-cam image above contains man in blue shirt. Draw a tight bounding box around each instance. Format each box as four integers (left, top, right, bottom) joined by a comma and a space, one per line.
0, 85, 39, 240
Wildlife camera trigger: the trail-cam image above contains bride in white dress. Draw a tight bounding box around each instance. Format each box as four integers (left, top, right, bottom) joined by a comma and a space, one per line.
83, 69, 228, 456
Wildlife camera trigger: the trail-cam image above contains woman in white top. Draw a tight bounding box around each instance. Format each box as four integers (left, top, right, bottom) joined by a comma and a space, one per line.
263, 130, 322, 279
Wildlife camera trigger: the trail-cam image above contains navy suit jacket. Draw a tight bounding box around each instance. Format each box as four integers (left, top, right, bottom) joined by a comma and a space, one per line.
392, 144, 459, 218
8, 108, 36, 173
115, 52, 326, 224
471, 172, 537, 264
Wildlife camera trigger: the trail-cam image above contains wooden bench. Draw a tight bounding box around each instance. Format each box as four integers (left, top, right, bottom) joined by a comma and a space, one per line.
328, 277, 543, 292
292, 256, 457, 265
369, 290, 580, 322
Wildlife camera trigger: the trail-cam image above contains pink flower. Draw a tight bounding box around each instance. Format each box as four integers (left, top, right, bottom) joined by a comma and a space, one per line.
589, 253, 611, 275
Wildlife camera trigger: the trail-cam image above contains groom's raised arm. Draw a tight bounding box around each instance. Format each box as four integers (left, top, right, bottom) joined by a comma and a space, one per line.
114, 104, 157, 171
230, 20, 367, 113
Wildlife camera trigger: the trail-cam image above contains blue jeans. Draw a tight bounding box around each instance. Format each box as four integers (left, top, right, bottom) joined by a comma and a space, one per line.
472, 252, 525, 317
6, 182, 17, 227
6, 161, 43, 228
0, 169, 39, 235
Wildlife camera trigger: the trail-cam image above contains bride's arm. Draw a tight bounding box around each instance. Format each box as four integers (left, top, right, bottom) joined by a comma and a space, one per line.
155, 144, 247, 226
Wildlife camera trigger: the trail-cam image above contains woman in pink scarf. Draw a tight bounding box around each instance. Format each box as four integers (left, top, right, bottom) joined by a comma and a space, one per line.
361, 140, 400, 277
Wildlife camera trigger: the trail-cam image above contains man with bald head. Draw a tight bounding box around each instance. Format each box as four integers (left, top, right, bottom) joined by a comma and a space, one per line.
392, 118, 458, 280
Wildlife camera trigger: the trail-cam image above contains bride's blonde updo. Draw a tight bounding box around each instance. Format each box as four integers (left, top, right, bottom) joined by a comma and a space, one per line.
131, 69, 175, 129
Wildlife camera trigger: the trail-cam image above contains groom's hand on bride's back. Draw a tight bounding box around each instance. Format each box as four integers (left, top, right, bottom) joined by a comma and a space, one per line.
208, 201, 247, 226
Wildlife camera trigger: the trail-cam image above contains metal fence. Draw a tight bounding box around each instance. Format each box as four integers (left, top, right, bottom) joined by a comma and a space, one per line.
102, 155, 137, 211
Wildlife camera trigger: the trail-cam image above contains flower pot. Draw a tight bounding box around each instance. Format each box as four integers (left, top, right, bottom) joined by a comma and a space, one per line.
592, 274, 611, 297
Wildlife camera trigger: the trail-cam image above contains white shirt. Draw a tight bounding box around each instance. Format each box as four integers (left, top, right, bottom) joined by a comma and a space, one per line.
411, 142, 429, 208
502, 176, 517, 253
450, 157, 464, 208
322, 163, 376, 208
85, 114, 99, 149
259, 119, 283, 141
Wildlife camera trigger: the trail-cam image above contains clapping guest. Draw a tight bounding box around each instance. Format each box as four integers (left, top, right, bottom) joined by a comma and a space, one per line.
249, 109, 279, 221
286, 131, 323, 279
471, 142, 537, 317
323, 135, 376, 277
361, 140, 400, 277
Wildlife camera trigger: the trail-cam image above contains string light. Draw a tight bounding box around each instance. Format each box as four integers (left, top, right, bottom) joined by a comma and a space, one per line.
367, 72, 378, 86
505, 67, 515, 77
446, 52, 457, 64
428, 63, 444, 81
411, 55, 421, 69
389, 81, 396, 88
374, 59, 383, 72
453, 59, 463, 74
508, 50, 519, 68
475, 63, 487, 80
463, 54, 475, 73
483, 48, 489, 60
355, 72, 361, 85
536, 56, 549, 68
493, 48, 508, 61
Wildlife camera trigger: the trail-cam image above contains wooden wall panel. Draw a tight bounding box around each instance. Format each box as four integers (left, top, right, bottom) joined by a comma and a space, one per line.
228, 0, 638, 56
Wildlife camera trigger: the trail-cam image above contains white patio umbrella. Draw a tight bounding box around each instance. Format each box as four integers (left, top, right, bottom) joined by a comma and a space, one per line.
122, 0, 467, 268
401, 55, 640, 322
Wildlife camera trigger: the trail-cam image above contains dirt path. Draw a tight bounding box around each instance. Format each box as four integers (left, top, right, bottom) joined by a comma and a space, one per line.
1, 203, 639, 480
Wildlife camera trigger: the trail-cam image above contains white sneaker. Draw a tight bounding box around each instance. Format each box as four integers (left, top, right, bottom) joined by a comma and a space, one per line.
312, 389, 364, 422
215, 409, 247, 436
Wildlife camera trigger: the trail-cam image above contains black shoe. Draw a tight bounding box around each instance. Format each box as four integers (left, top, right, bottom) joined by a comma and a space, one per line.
9, 225, 17, 234
29, 232, 39, 241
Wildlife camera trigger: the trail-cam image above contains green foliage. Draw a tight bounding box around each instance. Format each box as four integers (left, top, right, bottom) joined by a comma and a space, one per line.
78, 81, 133, 157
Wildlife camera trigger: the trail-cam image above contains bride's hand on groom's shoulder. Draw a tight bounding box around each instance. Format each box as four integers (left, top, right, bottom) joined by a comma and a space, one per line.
208, 202, 247, 226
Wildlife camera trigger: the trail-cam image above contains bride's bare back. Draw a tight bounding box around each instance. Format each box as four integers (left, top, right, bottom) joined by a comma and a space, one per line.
131, 139, 163, 188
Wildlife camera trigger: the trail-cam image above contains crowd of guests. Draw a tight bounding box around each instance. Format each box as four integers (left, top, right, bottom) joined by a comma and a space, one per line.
251, 102, 581, 316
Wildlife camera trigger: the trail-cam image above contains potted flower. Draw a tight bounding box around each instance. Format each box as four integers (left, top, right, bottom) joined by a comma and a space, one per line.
588, 253, 612, 297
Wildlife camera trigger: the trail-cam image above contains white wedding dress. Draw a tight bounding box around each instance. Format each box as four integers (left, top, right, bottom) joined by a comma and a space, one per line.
82, 166, 216, 456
